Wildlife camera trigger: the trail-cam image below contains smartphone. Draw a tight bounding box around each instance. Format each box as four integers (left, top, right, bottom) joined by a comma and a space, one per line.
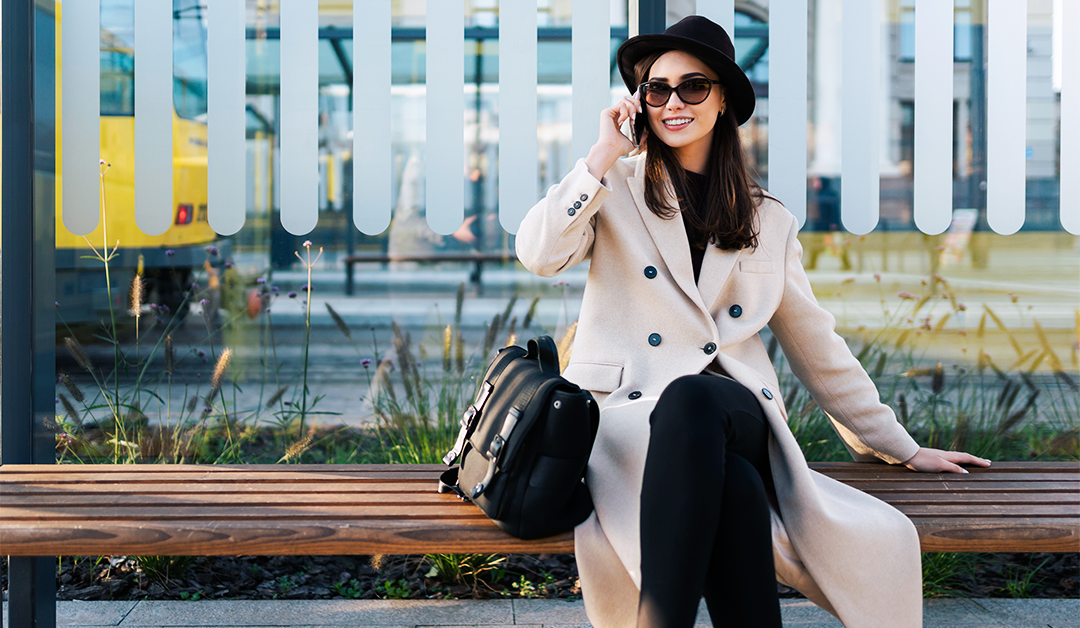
630, 93, 647, 146
630, 114, 647, 146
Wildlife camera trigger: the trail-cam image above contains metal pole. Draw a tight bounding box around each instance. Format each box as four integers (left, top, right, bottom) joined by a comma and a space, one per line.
633, 0, 666, 37
968, 1, 989, 268
3, 0, 58, 625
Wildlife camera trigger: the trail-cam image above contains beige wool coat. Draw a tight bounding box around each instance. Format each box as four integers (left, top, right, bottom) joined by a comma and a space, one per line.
515, 154, 925, 628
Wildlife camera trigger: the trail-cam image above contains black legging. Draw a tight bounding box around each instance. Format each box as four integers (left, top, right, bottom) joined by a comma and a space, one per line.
637, 374, 782, 628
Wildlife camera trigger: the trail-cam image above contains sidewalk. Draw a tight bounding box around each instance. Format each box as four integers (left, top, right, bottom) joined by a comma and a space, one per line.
5, 598, 1078, 627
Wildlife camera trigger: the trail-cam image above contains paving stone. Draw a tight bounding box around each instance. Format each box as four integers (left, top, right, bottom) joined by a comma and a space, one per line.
118, 600, 512, 626
4, 597, 1075, 628
2, 600, 138, 627
512, 600, 589, 625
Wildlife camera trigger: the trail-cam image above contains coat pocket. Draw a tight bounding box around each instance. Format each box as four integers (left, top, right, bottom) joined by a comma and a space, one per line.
562, 361, 623, 393
739, 260, 775, 274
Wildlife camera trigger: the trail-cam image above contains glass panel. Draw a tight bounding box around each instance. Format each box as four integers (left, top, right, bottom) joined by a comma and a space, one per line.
43, 0, 1075, 485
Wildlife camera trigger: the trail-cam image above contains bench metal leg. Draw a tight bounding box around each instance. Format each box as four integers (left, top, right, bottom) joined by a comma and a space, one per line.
6, 557, 56, 628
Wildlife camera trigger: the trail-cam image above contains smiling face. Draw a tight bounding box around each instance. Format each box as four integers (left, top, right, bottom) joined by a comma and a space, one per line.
644, 50, 726, 173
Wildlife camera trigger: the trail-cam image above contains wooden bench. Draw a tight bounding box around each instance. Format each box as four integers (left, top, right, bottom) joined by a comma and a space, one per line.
2, 461, 1077, 556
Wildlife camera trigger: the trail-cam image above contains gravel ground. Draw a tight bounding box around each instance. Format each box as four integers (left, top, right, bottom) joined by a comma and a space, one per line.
3, 553, 1077, 602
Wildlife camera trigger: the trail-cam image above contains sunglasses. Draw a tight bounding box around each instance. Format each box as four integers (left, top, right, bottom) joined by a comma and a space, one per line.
638, 78, 722, 107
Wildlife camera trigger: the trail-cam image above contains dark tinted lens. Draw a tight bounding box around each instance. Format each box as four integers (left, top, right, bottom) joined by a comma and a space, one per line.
677, 80, 713, 104
643, 83, 672, 106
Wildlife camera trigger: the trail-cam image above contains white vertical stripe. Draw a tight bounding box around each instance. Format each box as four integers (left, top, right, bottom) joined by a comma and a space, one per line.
280, 0, 319, 235
696, 0, 734, 38
62, 0, 100, 235
987, 0, 1026, 235
840, 0, 880, 234
571, 0, 610, 163
768, 0, 808, 227
135, 0, 173, 236
207, 0, 246, 236
354, 0, 392, 235
1061, 0, 1079, 234
913, 0, 954, 235
426, 0, 465, 235
499, 0, 538, 234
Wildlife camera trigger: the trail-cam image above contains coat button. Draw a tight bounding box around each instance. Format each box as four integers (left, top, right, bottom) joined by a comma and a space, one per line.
580, 193, 588, 201
644, 265, 657, 278
761, 388, 773, 400
628, 391, 642, 400
648, 333, 662, 346
729, 304, 743, 318
573, 200, 582, 209
567, 207, 576, 216
703, 342, 716, 355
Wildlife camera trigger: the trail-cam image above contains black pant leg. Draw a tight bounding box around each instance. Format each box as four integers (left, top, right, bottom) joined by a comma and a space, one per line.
637, 375, 781, 628
702, 452, 783, 628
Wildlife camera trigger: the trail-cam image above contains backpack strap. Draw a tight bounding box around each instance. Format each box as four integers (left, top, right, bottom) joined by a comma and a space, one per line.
438, 467, 465, 498
527, 336, 560, 375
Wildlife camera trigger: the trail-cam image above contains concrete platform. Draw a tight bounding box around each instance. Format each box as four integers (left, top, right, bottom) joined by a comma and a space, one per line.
4, 598, 1079, 627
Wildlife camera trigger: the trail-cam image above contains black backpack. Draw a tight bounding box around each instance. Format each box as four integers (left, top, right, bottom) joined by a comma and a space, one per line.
439, 336, 599, 540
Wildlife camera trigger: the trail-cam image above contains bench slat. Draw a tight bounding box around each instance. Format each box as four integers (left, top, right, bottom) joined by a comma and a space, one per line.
819, 472, 1077, 482
7, 490, 1071, 508
4, 492, 457, 506
844, 481, 1078, 492
0, 504, 489, 519
0, 482, 435, 495
8, 504, 1075, 521
915, 518, 1080, 553
0, 519, 576, 556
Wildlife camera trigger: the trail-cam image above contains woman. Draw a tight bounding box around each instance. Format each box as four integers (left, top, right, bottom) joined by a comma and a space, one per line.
515, 16, 989, 628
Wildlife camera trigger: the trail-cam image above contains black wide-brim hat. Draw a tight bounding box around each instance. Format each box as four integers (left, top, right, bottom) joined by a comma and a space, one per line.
617, 16, 756, 126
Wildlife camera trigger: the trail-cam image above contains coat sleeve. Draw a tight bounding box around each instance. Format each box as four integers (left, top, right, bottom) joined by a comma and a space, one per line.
768, 214, 921, 465
514, 159, 613, 277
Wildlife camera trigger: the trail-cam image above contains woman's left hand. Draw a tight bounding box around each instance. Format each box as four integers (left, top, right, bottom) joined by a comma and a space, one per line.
902, 447, 991, 473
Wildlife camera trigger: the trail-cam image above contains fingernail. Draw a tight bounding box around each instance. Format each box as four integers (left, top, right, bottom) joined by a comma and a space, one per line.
961, 468, 969, 474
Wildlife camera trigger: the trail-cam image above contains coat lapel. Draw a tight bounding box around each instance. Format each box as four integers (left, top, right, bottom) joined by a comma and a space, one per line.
626, 158, 705, 312
697, 243, 742, 317
627, 156, 742, 318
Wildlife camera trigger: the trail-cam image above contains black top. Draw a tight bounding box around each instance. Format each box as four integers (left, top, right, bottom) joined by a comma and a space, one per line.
680, 170, 710, 283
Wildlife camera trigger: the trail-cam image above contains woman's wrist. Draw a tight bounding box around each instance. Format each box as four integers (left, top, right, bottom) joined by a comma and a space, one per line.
584, 145, 621, 182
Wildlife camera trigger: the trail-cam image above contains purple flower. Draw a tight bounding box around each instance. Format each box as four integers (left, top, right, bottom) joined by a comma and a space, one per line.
361, 359, 372, 368
302, 285, 310, 292
205, 245, 219, 256
197, 350, 206, 358
191, 283, 200, 291
159, 304, 170, 315
271, 286, 279, 293
166, 249, 175, 257
54, 301, 60, 308
288, 292, 297, 298
257, 278, 266, 284
224, 261, 233, 269
265, 308, 271, 313
55, 398, 61, 404
199, 299, 209, 306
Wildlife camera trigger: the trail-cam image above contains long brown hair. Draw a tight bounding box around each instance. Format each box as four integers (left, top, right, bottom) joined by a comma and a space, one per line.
634, 52, 763, 250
